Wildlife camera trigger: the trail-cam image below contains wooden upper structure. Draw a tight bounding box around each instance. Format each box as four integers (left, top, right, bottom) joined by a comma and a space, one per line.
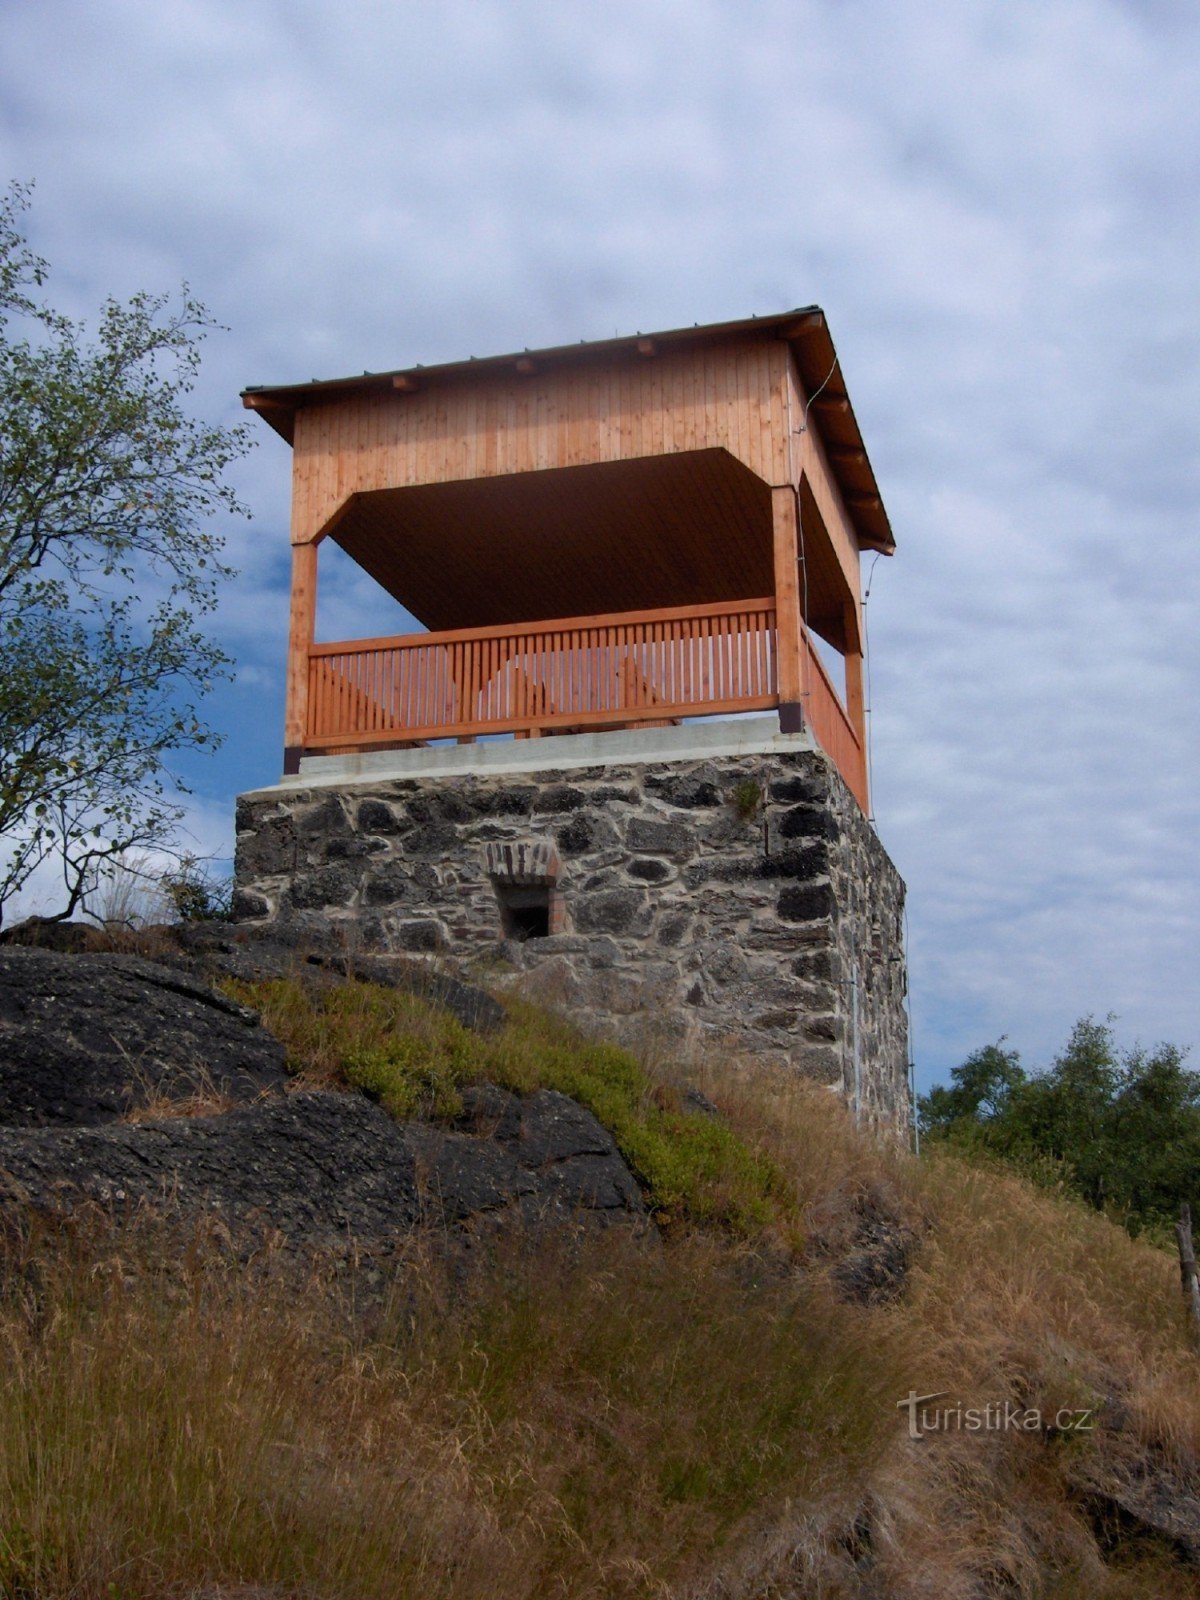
243, 308, 894, 809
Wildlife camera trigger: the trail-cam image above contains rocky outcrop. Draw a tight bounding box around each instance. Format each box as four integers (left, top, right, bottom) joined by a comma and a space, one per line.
0, 945, 642, 1248
1067, 1413, 1200, 1566
0, 947, 287, 1127
0, 1086, 641, 1245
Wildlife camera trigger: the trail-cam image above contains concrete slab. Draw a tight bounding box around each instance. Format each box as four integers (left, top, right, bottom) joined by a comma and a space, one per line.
241, 715, 817, 799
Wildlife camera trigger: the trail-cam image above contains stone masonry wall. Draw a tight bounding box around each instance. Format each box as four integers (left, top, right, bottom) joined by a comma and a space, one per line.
234, 748, 910, 1132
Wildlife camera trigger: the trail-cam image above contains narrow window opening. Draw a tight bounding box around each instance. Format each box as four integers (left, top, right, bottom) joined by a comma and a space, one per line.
497, 885, 552, 941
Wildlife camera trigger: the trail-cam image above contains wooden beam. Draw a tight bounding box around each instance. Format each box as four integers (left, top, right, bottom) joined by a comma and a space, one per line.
392, 373, 421, 392
779, 311, 825, 339
283, 541, 318, 772
829, 446, 867, 466
241, 393, 289, 413
813, 395, 850, 415
772, 485, 805, 733
307, 594, 775, 656
635, 338, 657, 357
515, 357, 538, 375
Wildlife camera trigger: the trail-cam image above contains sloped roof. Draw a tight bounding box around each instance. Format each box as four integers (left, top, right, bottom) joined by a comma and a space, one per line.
242, 307, 894, 555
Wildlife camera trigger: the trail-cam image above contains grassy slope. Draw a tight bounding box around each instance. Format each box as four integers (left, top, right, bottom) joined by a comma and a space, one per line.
2, 974, 1199, 1599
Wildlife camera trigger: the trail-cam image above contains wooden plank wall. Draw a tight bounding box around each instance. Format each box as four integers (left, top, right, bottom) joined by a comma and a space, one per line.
288, 338, 792, 545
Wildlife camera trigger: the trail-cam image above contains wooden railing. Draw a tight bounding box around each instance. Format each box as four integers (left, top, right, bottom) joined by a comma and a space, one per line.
303, 595, 867, 806
801, 629, 868, 810
307, 598, 779, 747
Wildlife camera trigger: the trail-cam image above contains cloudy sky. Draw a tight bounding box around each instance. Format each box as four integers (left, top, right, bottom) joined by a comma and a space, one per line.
2, 0, 1196, 1089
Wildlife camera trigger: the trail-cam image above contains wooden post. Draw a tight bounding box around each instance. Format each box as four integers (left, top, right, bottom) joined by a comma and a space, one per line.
843, 598, 869, 811
283, 541, 318, 775
772, 485, 805, 733
1175, 1203, 1200, 1349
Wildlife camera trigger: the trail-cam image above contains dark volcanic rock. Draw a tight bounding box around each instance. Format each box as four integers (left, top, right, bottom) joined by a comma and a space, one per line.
1068, 1430, 1200, 1568
0, 1092, 420, 1240
449, 1085, 644, 1218
0, 938, 639, 1249
830, 1216, 915, 1306
0, 948, 287, 1128
0, 1084, 643, 1245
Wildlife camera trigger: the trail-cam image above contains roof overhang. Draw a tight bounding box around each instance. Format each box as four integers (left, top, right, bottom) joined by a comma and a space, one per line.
242, 307, 896, 556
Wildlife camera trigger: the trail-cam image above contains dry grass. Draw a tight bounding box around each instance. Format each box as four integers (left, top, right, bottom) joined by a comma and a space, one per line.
0, 1213, 901, 1600
117, 1054, 240, 1125
4, 977, 1200, 1597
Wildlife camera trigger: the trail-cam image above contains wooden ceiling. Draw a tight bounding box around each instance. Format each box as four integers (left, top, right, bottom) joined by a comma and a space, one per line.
327, 446, 853, 652
329, 448, 766, 628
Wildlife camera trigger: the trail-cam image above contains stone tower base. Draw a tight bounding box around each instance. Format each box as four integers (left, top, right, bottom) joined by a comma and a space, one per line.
234, 719, 910, 1133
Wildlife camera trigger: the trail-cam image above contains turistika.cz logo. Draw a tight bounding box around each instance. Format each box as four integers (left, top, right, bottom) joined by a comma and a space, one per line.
896, 1390, 1096, 1441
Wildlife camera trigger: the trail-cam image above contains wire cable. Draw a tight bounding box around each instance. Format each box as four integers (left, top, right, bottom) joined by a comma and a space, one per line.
796, 355, 840, 435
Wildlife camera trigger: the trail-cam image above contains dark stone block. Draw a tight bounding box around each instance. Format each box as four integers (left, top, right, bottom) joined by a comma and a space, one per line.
759, 843, 826, 881
683, 856, 758, 889
405, 821, 460, 856
231, 888, 270, 922
777, 882, 835, 923
769, 772, 827, 805
646, 768, 723, 808
754, 1009, 797, 1031
583, 869, 619, 891
235, 796, 288, 836
407, 790, 475, 825
392, 919, 449, 953
362, 865, 415, 907
792, 949, 834, 982
626, 817, 695, 857
287, 866, 356, 910
777, 805, 838, 842
591, 785, 641, 804
532, 784, 588, 814
656, 911, 693, 948
356, 798, 407, 834
296, 795, 353, 837
475, 786, 537, 817
235, 814, 296, 877
627, 857, 671, 883
572, 887, 648, 935
325, 836, 389, 860
555, 812, 618, 856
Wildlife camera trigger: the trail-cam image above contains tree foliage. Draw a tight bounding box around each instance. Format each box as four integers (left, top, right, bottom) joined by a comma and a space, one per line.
920, 1017, 1200, 1238
0, 182, 251, 922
